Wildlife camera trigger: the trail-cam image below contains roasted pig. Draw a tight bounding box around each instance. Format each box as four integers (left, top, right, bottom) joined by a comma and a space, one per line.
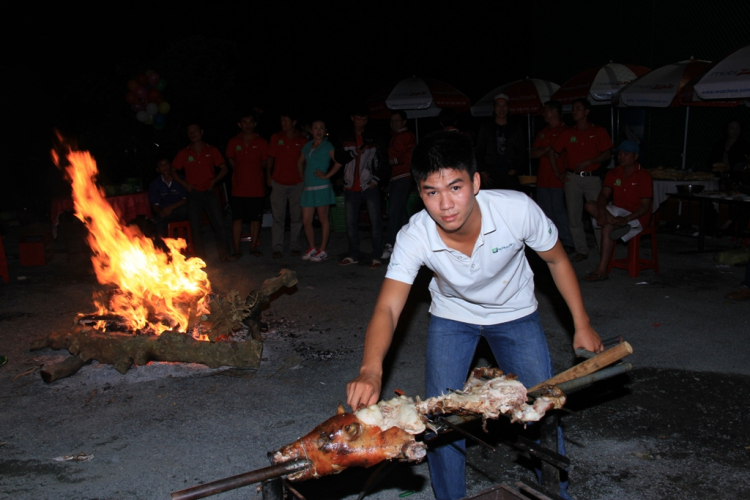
416, 367, 565, 423
271, 402, 427, 481
271, 368, 565, 481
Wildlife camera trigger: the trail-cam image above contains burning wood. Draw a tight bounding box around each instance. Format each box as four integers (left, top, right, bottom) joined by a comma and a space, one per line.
30, 269, 297, 382
271, 368, 566, 481
35, 139, 299, 382
52, 136, 211, 336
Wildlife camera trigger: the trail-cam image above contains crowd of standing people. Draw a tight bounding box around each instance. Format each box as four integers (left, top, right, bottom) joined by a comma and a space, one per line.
146, 98, 746, 290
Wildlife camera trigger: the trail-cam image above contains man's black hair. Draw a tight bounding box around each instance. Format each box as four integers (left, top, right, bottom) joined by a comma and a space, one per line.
279, 111, 298, 122
572, 98, 591, 110
239, 111, 259, 123
411, 131, 476, 183
390, 110, 407, 121
544, 100, 563, 117
351, 106, 370, 118
438, 108, 457, 127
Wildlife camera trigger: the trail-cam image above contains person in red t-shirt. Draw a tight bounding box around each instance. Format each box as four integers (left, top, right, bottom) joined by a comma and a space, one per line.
581, 140, 653, 281
548, 98, 614, 262
384, 110, 416, 258
226, 112, 268, 257
267, 113, 308, 258
530, 100, 574, 253
172, 123, 233, 261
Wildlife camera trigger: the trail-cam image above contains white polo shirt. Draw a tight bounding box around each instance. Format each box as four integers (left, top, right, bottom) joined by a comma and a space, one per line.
386, 190, 558, 325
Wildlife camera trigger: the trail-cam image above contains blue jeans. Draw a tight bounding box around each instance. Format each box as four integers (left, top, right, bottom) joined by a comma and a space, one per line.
187, 189, 229, 260
386, 177, 413, 246
536, 187, 574, 248
426, 312, 570, 500
344, 188, 383, 260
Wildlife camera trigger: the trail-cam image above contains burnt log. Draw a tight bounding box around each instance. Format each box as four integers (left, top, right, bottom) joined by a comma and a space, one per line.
31, 327, 263, 382
30, 269, 298, 382
243, 268, 298, 341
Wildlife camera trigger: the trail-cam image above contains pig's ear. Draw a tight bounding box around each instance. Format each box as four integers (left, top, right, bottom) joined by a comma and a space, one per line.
337, 403, 346, 415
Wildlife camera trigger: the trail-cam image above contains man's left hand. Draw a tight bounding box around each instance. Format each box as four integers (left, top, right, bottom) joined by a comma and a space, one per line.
573, 326, 604, 353
612, 216, 628, 226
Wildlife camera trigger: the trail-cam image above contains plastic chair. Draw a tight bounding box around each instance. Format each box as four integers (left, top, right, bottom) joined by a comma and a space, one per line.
607, 214, 659, 278
166, 221, 194, 256
0, 236, 9, 282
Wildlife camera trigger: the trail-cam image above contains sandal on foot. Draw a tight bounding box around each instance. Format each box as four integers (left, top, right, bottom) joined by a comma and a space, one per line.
582, 272, 608, 282
339, 256, 359, 266
369, 259, 382, 269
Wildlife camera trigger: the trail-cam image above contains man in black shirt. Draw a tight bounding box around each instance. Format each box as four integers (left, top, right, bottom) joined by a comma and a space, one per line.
475, 94, 526, 190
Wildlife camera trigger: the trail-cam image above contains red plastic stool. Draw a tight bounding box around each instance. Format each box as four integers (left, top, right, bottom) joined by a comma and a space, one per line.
608, 216, 659, 278
0, 236, 9, 282
166, 221, 194, 256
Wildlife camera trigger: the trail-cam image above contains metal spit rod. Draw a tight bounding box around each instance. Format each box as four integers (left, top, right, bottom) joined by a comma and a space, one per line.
170, 458, 311, 500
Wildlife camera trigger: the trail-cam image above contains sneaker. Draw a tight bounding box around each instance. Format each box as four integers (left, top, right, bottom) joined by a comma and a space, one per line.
381, 243, 393, 259
310, 250, 328, 262
301, 247, 318, 260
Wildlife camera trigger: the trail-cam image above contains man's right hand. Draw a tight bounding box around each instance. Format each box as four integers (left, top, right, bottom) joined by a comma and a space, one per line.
346, 371, 382, 411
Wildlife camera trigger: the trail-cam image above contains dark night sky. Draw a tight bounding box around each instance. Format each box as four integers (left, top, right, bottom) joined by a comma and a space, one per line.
5, 1, 748, 214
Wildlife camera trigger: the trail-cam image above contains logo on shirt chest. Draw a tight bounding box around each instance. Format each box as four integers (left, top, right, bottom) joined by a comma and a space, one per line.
187, 155, 195, 162
570, 137, 577, 143
615, 179, 622, 186
492, 243, 514, 253
236, 145, 243, 151
278, 140, 285, 146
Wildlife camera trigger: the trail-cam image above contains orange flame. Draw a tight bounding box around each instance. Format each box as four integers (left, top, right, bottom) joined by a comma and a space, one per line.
52, 141, 211, 336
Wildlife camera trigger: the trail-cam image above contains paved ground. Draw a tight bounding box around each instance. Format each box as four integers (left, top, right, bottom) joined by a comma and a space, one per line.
0, 222, 748, 500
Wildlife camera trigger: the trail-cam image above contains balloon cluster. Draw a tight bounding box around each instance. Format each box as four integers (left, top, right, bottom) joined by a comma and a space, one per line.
125, 71, 170, 130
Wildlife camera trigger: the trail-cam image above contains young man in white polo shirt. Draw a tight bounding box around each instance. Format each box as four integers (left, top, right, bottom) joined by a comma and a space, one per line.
346, 131, 603, 500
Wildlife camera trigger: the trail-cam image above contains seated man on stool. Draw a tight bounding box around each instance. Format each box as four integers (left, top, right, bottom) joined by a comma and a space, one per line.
582, 140, 653, 282
149, 158, 188, 237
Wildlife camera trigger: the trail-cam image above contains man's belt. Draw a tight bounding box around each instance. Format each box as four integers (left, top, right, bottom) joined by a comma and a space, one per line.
569, 170, 597, 177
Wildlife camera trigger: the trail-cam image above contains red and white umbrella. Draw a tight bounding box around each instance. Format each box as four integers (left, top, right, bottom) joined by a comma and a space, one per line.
470, 78, 560, 117
367, 77, 471, 120
551, 62, 651, 105
615, 58, 711, 107
691, 45, 750, 100
615, 59, 715, 169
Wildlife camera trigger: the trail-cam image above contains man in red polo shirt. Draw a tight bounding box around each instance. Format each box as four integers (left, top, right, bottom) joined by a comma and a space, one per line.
548, 98, 613, 262
531, 100, 574, 254
384, 110, 416, 259
172, 123, 232, 261
267, 113, 308, 258
226, 112, 268, 257
581, 140, 653, 281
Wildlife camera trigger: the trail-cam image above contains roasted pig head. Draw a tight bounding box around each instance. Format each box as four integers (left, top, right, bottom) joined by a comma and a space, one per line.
271, 404, 426, 481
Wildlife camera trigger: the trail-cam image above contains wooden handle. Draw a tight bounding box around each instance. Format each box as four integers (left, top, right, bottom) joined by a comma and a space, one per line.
528, 341, 633, 392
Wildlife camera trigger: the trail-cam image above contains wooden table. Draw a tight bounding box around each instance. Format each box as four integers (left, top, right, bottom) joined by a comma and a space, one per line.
652, 179, 720, 212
